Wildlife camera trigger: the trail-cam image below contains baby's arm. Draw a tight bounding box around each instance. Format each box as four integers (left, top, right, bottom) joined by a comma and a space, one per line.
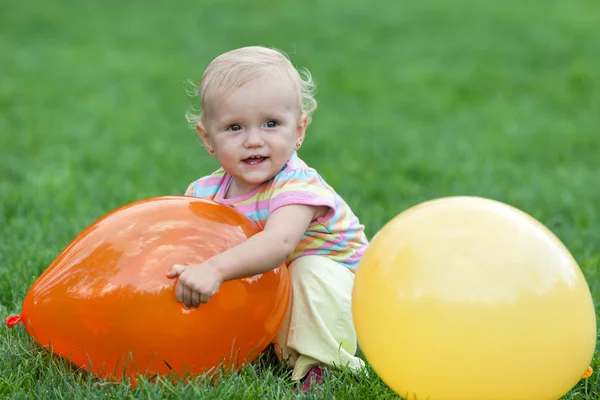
212, 203, 326, 280
167, 203, 327, 308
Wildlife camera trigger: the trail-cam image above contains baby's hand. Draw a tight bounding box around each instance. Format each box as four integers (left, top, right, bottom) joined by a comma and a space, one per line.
166, 262, 224, 308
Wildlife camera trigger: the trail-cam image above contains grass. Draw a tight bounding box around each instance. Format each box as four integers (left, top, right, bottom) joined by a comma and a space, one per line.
1, 0, 599, 398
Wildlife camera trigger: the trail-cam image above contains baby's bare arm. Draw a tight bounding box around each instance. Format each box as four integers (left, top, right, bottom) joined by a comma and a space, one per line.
167, 203, 327, 307
211, 204, 325, 280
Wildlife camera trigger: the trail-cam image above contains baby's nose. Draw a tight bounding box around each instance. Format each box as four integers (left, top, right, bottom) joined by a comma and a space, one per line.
244, 129, 264, 146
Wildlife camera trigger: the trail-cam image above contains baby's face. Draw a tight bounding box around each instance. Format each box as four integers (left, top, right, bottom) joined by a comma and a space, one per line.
200, 74, 306, 196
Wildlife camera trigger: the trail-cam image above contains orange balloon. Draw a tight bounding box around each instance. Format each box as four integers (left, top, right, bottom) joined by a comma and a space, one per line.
7, 196, 290, 385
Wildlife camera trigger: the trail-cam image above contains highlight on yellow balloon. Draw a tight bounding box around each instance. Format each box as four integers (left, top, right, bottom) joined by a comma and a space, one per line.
352, 196, 596, 400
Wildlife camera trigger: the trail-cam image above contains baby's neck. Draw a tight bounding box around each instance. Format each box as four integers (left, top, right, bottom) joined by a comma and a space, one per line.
224, 179, 262, 199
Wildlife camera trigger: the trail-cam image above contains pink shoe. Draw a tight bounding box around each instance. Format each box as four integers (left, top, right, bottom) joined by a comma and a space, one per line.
299, 366, 325, 393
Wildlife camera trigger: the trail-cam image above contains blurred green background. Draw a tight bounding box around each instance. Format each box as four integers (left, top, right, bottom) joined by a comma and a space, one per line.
1, 0, 598, 398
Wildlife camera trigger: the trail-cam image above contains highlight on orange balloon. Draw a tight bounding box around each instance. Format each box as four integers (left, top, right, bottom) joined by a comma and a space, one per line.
5, 196, 290, 385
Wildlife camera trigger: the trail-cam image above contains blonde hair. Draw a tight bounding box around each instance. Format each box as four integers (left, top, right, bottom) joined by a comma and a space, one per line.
185, 46, 317, 126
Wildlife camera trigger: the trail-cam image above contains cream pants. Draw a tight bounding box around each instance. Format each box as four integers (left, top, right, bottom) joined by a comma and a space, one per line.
272, 255, 366, 380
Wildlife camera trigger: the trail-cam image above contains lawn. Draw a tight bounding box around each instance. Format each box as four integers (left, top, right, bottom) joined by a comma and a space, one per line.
1, 0, 599, 398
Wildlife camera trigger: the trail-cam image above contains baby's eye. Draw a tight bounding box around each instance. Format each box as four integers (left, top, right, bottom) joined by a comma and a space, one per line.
227, 124, 242, 131
265, 120, 278, 128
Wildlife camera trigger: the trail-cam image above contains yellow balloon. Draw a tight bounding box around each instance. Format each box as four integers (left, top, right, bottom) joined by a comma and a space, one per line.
352, 196, 596, 400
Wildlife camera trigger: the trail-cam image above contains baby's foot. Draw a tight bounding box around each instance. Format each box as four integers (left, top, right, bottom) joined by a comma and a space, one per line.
298, 366, 325, 393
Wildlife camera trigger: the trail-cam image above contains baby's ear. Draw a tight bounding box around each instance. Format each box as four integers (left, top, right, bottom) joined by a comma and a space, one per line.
300, 112, 308, 127
297, 113, 308, 135
196, 122, 215, 156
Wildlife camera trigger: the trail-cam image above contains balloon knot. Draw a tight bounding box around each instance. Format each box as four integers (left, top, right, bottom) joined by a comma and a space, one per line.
582, 366, 593, 379
5, 315, 22, 328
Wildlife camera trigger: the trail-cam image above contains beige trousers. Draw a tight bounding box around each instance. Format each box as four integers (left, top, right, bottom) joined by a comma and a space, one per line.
273, 255, 366, 380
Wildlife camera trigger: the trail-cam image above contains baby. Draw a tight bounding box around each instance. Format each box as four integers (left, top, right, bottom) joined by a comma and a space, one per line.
166, 46, 369, 392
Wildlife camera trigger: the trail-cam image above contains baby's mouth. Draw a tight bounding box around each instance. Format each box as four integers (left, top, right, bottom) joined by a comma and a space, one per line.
243, 156, 267, 165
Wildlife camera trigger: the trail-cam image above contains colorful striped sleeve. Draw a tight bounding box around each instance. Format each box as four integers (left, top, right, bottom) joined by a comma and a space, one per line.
185, 181, 196, 196
184, 169, 225, 199
268, 169, 337, 216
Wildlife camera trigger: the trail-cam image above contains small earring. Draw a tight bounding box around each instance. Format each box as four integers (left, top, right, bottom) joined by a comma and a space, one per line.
209, 149, 215, 155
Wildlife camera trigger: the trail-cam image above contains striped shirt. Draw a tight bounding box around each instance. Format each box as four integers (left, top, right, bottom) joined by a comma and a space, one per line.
185, 152, 368, 270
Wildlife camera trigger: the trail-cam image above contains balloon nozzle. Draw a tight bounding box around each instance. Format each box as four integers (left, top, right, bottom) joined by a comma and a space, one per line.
5, 315, 22, 328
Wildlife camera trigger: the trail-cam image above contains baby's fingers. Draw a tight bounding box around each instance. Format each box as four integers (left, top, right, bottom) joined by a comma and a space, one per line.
200, 293, 212, 304
166, 264, 185, 278
191, 291, 202, 308
175, 280, 185, 303
182, 285, 193, 309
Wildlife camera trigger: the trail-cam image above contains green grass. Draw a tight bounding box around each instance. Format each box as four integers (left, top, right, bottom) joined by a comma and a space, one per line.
1, 0, 599, 398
